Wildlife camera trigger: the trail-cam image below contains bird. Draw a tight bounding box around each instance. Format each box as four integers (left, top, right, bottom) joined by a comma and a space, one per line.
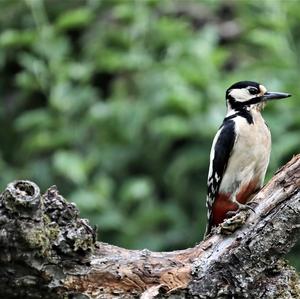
204, 81, 291, 236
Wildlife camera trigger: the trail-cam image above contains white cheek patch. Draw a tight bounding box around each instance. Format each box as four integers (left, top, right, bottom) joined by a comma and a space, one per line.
229, 88, 251, 102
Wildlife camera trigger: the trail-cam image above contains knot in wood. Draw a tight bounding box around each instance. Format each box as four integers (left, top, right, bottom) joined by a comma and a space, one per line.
2, 180, 41, 218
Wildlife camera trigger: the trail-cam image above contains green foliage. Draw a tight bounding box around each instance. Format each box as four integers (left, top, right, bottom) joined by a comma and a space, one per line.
0, 0, 299, 269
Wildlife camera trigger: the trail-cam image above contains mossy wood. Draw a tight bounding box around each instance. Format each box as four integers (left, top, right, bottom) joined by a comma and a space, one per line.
0, 155, 300, 298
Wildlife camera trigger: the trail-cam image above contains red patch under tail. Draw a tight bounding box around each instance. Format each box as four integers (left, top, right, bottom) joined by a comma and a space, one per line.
211, 178, 260, 226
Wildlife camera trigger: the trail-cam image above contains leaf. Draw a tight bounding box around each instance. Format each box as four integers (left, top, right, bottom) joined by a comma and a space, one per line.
53, 151, 87, 184
56, 8, 94, 30
0, 29, 35, 47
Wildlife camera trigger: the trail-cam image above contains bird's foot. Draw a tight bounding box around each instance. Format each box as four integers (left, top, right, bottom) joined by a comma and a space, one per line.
219, 210, 250, 235
236, 201, 256, 212
226, 202, 257, 219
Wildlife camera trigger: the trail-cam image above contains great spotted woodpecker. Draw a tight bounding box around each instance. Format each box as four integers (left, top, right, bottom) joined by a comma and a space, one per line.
205, 81, 291, 236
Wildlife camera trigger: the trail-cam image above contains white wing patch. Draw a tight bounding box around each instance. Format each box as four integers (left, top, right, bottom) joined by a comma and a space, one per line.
207, 129, 222, 180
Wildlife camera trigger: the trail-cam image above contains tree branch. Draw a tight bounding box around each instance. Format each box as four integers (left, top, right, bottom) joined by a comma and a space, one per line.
0, 155, 300, 298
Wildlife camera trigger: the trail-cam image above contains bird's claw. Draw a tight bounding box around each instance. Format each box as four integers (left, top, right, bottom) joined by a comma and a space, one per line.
225, 202, 256, 219
237, 203, 256, 213
219, 210, 250, 235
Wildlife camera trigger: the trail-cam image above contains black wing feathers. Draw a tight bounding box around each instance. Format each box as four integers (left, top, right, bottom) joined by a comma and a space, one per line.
207, 119, 236, 199
205, 119, 236, 236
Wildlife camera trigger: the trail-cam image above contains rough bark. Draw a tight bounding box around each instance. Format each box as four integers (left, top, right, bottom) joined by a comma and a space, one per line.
0, 155, 300, 299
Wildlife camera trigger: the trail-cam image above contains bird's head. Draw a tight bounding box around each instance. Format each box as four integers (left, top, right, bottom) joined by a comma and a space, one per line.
226, 81, 291, 111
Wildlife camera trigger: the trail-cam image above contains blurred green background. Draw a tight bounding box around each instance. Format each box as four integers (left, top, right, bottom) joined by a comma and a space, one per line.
0, 0, 299, 269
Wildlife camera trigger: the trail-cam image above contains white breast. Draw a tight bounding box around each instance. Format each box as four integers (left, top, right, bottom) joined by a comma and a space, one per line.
219, 110, 271, 194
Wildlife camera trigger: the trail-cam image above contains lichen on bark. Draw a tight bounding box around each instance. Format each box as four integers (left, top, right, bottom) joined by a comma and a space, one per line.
0, 180, 96, 298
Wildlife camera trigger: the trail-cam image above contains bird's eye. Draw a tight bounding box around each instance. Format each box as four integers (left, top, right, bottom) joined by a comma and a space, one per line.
248, 87, 258, 95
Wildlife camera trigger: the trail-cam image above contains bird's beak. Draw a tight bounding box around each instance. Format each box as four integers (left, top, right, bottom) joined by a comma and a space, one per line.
261, 91, 291, 102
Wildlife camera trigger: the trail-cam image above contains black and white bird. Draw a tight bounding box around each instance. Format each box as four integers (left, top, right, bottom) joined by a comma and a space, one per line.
205, 81, 291, 236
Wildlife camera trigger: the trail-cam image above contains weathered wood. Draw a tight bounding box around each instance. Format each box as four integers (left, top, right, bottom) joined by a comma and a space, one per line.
0, 155, 299, 299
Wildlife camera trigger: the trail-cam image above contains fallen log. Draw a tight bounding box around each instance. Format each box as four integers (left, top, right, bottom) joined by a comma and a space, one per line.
0, 155, 299, 298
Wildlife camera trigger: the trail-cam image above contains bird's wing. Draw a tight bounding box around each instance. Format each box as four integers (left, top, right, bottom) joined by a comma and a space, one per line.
204, 118, 237, 236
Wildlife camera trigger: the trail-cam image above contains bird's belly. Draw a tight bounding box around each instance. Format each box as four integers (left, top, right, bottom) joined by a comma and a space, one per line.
220, 116, 271, 195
